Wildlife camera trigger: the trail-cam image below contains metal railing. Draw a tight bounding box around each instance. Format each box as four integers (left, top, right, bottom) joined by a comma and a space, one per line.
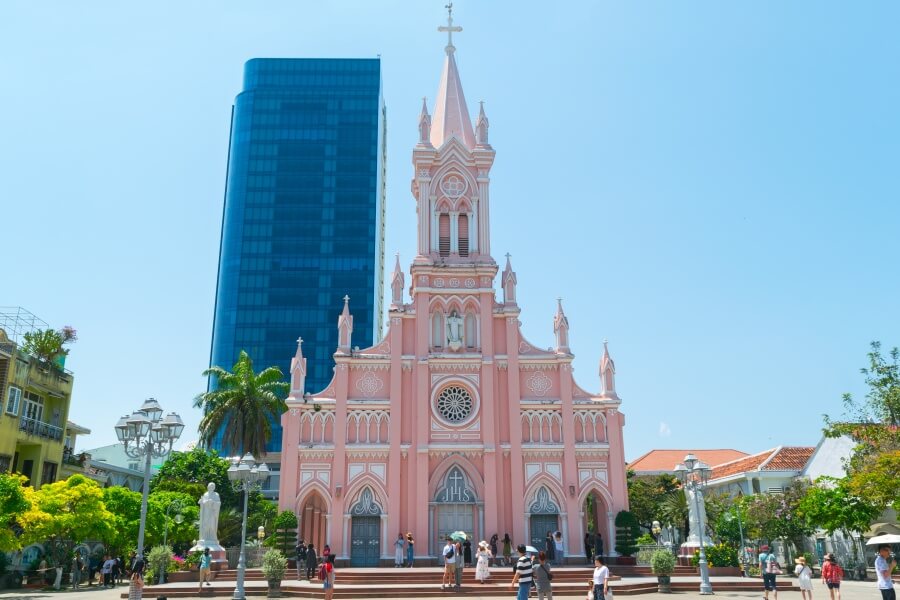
19, 416, 64, 441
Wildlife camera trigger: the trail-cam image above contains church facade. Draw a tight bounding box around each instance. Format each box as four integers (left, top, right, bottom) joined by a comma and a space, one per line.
278, 14, 629, 566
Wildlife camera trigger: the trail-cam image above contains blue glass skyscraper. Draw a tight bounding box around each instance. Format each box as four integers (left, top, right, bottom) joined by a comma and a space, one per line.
209, 59, 385, 461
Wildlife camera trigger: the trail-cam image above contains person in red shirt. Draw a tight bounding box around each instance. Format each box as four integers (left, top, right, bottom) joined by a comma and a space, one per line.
821, 554, 843, 600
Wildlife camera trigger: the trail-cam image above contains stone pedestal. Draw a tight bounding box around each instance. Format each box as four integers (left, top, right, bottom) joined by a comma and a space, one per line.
679, 541, 703, 566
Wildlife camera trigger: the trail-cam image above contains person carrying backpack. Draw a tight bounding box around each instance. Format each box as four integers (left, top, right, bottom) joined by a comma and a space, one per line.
441, 535, 457, 590
821, 553, 843, 600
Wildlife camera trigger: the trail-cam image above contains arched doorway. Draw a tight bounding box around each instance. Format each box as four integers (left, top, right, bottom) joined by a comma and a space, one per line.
349, 488, 382, 567
583, 490, 608, 558
528, 486, 561, 550
433, 466, 479, 553
298, 491, 328, 553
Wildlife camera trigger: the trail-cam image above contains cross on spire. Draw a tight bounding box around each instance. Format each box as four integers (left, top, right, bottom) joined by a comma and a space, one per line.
438, 2, 462, 54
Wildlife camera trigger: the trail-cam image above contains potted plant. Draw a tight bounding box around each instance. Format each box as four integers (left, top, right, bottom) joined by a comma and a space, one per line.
651, 549, 676, 593
261, 549, 287, 597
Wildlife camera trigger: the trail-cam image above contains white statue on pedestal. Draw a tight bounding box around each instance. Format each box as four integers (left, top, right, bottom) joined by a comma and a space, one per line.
686, 486, 708, 545
447, 311, 463, 350
193, 482, 223, 551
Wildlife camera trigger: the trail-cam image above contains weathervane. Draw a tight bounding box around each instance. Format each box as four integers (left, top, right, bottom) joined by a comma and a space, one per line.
438, 2, 462, 54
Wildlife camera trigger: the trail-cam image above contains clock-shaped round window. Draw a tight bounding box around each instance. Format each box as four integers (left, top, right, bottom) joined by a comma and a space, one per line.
436, 385, 474, 424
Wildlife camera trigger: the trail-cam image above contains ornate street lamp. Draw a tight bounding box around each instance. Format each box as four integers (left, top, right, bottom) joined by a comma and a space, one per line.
674, 454, 713, 595
227, 454, 268, 600
725, 507, 747, 575
159, 499, 185, 584
114, 400, 183, 599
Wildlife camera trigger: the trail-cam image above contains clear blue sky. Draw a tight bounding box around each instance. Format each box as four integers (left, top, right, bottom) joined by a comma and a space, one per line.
2, 1, 898, 462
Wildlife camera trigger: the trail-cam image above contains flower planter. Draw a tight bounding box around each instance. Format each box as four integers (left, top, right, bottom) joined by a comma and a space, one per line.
707, 566, 741, 577
657, 575, 672, 593
267, 580, 282, 598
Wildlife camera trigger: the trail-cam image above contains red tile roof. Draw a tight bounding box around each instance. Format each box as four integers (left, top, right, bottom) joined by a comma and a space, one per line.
628, 449, 749, 473
709, 446, 815, 481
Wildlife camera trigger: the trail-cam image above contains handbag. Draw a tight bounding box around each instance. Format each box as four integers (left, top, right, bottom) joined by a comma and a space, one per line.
540, 564, 553, 581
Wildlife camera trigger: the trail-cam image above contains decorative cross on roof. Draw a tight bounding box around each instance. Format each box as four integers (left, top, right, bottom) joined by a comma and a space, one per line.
438, 2, 462, 54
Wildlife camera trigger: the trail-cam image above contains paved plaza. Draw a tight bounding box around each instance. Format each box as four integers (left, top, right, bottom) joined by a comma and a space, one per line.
0, 579, 887, 600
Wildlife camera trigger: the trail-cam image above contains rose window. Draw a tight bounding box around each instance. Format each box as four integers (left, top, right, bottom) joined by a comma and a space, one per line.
436, 385, 474, 423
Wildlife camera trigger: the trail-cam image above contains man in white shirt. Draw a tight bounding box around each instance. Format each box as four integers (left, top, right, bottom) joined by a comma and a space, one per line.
875, 545, 896, 600
441, 536, 457, 590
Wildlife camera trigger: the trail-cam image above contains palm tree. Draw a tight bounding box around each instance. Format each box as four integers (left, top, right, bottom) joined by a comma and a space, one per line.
194, 350, 289, 458
660, 489, 690, 543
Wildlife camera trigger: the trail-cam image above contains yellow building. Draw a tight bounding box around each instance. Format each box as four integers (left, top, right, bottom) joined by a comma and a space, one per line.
0, 310, 76, 488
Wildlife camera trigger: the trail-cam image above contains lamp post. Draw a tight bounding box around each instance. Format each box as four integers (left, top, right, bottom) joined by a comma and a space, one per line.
674, 454, 713, 595
726, 508, 747, 575
114, 399, 184, 599
159, 500, 185, 584
227, 453, 268, 600
652, 520, 662, 548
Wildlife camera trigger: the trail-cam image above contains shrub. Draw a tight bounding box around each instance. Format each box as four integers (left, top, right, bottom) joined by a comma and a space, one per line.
261, 549, 287, 582
651, 549, 676, 575
145, 545, 173, 581
636, 533, 656, 546
614, 511, 640, 556
691, 543, 738, 568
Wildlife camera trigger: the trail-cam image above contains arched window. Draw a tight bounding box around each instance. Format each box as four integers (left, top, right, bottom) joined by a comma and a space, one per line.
458, 214, 469, 257
432, 312, 444, 349
465, 312, 477, 349
438, 214, 450, 257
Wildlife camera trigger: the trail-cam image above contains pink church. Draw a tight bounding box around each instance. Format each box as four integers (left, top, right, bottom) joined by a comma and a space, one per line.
278, 16, 629, 566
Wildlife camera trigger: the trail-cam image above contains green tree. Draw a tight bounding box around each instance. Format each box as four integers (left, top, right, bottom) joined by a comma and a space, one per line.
626, 471, 680, 531
269, 510, 298, 554
659, 489, 690, 542
149, 490, 200, 550
18, 475, 114, 567
150, 447, 238, 509
743, 482, 813, 556
194, 350, 289, 458
0, 474, 30, 551
798, 477, 880, 536
712, 498, 750, 547
21, 326, 77, 366
824, 341, 900, 511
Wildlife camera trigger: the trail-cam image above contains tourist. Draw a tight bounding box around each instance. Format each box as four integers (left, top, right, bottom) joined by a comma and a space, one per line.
305, 543, 318, 580
795, 556, 813, 600
822, 553, 843, 600
71, 553, 83, 589
111, 554, 121, 586
296, 539, 307, 579
406, 532, 415, 567
592, 555, 609, 600
594, 533, 604, 560
510, 544, 534, 600
759, 545, 780, 600
554, 531, 564, 564
198, 548, 212, 591
534, 550, 553, 600
394, 533, 405, 567
102, 554, 116, 588
322, 544, 331, 562
129, 555, 144, 595
322, 554, 335, 600
875, 545, 896, 600
490, 534, 499, 566
463, 536, 473, 567
455, 538, 464, 590
584, 531, 594, 562
441, 535, 456, 590
545, 531, 556, 565
502, 533, 513, 566
117, 555, 126, 584
475, 541, 492, 583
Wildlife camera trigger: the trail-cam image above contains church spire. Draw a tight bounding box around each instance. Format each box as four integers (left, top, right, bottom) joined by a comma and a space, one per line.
418, 98, 432, 146
290, 337, 307, 396
390, 253, 405, 308
600, 340, 618, 398
502, 253, 517, 305
337, 295, 353, 354
554, 298, 570, 354
475, 101, 490, 147
431, 3, 475, 149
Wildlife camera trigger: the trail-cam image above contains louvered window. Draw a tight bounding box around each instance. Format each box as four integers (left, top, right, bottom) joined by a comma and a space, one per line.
458, 214, 469, 257
438, 214, 450, 257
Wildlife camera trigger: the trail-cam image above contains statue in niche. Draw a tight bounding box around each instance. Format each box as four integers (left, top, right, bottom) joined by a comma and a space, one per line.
446, 310, 464, 351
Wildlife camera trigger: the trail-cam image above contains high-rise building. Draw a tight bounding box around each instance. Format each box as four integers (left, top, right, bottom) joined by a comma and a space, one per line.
209, 59, 386, 467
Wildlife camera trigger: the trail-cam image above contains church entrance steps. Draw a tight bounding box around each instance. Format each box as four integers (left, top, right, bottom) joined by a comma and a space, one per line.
131, 570, 796, 598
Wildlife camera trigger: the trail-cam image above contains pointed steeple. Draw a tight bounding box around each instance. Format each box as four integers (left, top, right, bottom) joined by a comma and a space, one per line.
418, 98, 432, 146
475, 101, 490, 147
554, 298, 570, 354
502, 253, 517, 305
337, 295, 353, 353
290, 337, 307, 395
431, 4, 475, 149
390, 253, 405, 308
600, 340, 618, 398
